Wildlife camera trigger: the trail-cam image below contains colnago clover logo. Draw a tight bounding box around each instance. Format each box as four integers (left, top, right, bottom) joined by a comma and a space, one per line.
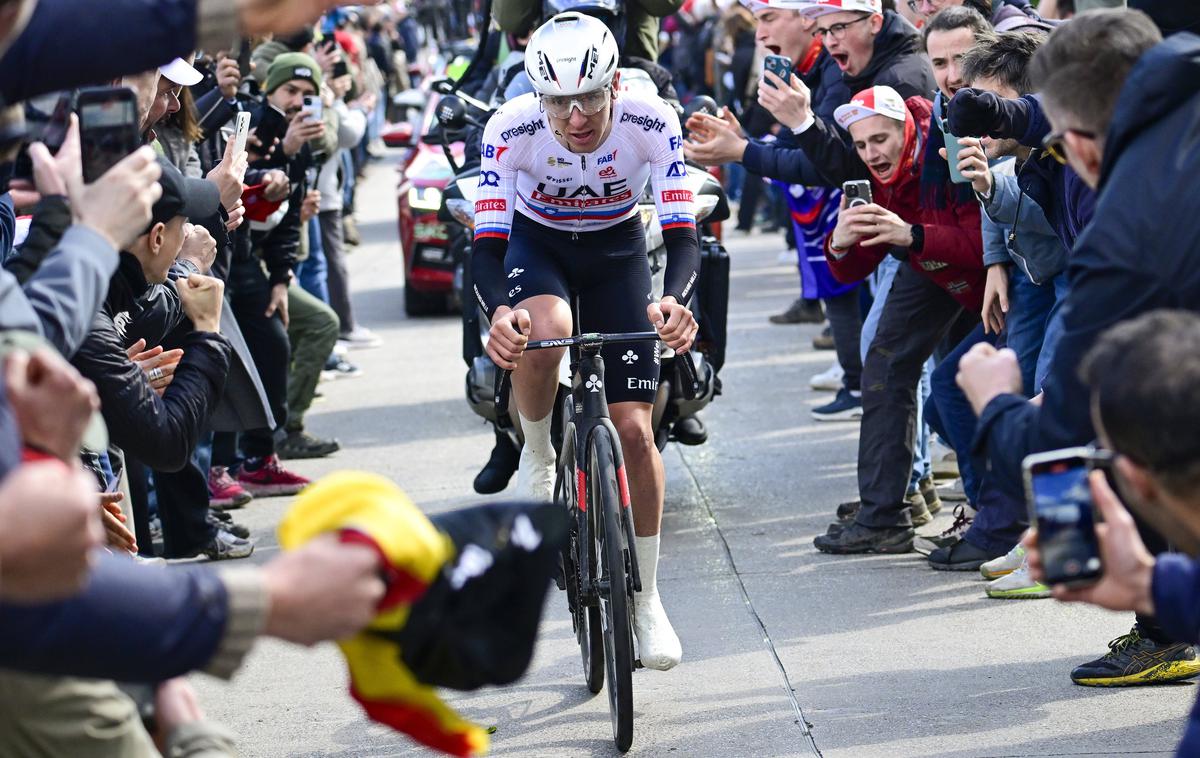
586, 374, 603, 392
501, 117, 546, 142
621, 350, 638, 365
619, 112, 666, 133
507, 267, 524, 279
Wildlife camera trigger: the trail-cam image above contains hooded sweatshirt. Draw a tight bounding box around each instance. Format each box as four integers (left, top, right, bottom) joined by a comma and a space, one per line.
824, 96, 984, 310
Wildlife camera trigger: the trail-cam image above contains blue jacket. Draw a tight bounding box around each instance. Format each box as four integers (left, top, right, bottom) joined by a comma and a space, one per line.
1152, 554, 1200, 755
741, 47, 851, 187
979, 166, 1067, 285
0, 553, 234, 681
973, 33, 1200, 488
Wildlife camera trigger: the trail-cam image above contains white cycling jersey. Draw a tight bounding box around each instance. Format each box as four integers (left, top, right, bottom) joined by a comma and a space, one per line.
472, 90, 696, 241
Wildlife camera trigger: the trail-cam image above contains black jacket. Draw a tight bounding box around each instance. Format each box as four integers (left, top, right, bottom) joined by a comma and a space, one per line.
70, 254, 232, 472
745, 13, 935, 187
974, 33, 1200, 488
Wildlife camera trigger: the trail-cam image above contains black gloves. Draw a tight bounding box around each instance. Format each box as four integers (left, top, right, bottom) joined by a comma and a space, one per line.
947, 88, 1033, 140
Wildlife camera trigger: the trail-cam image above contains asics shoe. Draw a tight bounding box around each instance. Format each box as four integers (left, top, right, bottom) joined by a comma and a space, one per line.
633, 592, 682, 671
1071, 627, 1200, 687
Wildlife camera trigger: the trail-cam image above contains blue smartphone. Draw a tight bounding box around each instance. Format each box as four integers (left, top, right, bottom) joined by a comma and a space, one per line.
1022, 448, 1107, 588
763, 55, 792, 88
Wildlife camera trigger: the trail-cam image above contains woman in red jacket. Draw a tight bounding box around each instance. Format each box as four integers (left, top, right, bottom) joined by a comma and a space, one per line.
814, 85, 985, 556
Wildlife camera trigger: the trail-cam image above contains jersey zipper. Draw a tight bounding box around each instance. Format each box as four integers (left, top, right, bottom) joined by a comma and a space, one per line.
576, 154, 587, 237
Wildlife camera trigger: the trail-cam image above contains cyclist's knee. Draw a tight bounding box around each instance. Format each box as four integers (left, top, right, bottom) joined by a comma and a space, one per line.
518, 346, 564, 376
613, 413, 655, 456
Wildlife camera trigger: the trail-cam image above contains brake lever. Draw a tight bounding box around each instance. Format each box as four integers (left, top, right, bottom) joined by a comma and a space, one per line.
677, 349, 700, 401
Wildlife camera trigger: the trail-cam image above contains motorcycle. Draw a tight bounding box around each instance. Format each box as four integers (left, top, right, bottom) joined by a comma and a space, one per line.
434, 88, 731, 457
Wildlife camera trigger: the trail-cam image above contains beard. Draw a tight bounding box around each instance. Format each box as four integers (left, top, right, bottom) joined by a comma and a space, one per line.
985, 137, 1022, 160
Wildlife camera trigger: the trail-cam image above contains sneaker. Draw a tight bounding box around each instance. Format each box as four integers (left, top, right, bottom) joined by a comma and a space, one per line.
633, 592, 682, 671
814, 522, 915, 554
938, 478, 968, 502
986, 563, 1050, 599
918, 476, 943, 517
834, 491, 931, 527
981, 543, 1025, 580
1071, 627, 1200, 687
928, 538, 1002, 571
339, 326, 383, 349
207, 511, 250, 540
202, 528, 255, 560
769, 297, 824, 325
236, 455, 311, 497
278, 429, 341, 460
208, 466, 253, 510
932, 449, 959, 480
322, 353, 363, 381
809, 361, 845, 392
914, 504, 974, 555
812, 325, 836, 351
342, 215, 361, 246
811, 388, 862, 422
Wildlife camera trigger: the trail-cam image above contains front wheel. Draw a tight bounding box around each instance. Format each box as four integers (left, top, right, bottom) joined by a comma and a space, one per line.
589, 426, 635, 753
556, 428, 603, 694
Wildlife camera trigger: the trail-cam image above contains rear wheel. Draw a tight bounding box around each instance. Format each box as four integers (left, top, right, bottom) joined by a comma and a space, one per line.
556, 429, 603, 694
589, 426, 635, 753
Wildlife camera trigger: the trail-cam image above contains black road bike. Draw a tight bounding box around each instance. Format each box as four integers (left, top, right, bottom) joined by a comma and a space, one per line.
497, 328, 698, 753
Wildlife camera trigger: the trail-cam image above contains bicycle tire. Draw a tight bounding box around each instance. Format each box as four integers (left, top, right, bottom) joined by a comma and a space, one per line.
557, 429, 605, 694
588, 426, 635, 753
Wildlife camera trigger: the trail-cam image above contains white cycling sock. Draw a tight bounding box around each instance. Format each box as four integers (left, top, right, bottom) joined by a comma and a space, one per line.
515, 411, 555, 501
634, 534, 661, 596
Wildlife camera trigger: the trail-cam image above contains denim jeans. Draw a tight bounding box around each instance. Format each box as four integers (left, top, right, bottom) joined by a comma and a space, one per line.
296, 216, 330, 303
1034, 272, 1070, 391
861, 256, 932, 490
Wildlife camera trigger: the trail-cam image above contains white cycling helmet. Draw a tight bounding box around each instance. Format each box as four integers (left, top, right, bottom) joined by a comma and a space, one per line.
524, 12, 620, 97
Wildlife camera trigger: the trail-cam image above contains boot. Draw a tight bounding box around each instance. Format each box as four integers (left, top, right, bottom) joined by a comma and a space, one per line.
474, 429, 520, 494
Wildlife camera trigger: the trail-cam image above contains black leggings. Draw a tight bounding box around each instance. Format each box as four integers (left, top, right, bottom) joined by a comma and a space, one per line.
504, 213, 660, 405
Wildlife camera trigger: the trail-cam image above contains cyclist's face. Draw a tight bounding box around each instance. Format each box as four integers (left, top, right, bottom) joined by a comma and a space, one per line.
546, 83, 616, 154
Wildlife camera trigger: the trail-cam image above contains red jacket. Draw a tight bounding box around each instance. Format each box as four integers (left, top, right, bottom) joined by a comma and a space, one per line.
824, 98, 985, 311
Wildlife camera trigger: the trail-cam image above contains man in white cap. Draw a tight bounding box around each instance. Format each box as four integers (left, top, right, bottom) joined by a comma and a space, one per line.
810, 84, 986, 555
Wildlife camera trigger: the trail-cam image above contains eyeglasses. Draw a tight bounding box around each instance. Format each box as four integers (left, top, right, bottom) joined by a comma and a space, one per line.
541, 88, 611, 119
814, 14, 871, 40
1042, 128, 1097, 165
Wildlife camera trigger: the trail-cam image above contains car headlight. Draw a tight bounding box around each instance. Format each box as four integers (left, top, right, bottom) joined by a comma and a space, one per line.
446, 198, 475, 229
407, 186, 443, 211
692, 194, 719, 223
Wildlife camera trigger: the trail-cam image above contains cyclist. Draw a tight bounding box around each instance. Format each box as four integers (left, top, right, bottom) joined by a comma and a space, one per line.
471, 12, 700, 671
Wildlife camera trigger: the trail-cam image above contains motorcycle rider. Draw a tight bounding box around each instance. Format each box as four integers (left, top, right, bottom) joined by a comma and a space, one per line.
472, 12, 700, 670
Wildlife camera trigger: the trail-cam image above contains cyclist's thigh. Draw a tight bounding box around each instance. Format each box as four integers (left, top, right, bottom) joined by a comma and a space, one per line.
575, 218, 659, 405
505, 213, 571, 311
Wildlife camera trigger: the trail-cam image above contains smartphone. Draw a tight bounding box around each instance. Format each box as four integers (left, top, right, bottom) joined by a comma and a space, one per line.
76, 87, 141, 183
843, 180, 873, 208
940, 118, 973, 185
302, 95, 323, 123
233, 111, 251, 157
332, 58, 350, 79
763, 55, 793, 88
1023, 447, 1108, 587
249, 103, 288, 154
12, 92, 72, 182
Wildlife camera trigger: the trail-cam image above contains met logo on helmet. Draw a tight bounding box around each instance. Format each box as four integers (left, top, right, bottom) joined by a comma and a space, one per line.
501, 118, 546, 142
619, 112, 666, 133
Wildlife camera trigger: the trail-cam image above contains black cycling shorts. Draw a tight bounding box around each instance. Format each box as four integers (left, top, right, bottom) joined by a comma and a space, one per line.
504, 212, 661, 405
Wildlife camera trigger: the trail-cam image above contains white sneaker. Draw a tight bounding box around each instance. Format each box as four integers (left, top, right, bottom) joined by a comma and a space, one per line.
514, 445, 554, 502
633, 592, 682, 671
809, 361, 845, 392
980, 543, 1025, 580
339, 326, 384, 350
985, 562, 1050, 599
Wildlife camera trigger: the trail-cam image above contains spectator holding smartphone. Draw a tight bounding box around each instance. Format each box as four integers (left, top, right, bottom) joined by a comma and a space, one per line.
1024, 310, 1200, 737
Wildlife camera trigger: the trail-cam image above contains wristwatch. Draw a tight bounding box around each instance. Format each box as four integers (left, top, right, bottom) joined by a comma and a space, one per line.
909, 223, 925, 253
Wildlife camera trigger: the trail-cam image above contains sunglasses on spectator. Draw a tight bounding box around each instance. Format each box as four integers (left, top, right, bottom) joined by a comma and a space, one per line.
1042, 128, 1097, 165
541, 88, 611, 119
814, 15, 871, 40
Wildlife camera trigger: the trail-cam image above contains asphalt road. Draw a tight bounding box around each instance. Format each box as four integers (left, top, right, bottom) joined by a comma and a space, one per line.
192, 159, 1193, 758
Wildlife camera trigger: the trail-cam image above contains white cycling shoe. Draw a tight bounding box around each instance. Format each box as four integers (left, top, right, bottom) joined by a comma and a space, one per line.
514, 445, 555, 502
633, 591, 682, 671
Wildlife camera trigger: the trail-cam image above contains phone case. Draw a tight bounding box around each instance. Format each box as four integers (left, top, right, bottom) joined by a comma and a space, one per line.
763, 56, 792, 88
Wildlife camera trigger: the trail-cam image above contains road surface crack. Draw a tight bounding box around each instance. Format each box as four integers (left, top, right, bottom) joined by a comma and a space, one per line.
676, 448, 823, 757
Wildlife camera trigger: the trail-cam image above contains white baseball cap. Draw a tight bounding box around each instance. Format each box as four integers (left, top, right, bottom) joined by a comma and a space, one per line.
763, 0, 817, 10
833, 85, 907, 130
799, 0, 882, 18
159, 57, 202, 87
